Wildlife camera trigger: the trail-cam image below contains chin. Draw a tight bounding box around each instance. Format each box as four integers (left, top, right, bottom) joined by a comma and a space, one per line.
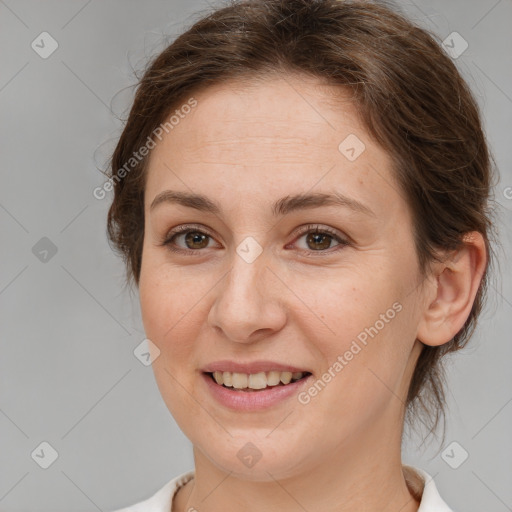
191, 429, 316, 482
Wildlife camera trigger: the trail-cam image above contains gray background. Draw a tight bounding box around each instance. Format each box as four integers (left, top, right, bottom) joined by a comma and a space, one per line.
1, 0, 511, 510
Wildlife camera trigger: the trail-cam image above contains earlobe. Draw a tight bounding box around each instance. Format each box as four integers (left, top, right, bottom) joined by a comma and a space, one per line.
416, 232, 487, 347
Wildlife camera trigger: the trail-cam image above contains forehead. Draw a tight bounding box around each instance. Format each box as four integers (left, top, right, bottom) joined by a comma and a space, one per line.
144, 75, 403, 219
162, 76, 365, 158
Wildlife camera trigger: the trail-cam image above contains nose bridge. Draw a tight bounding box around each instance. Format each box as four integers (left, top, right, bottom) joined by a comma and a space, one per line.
208, 236, 285, 342
227, 254, 265, 304
221, 240, 270, 315
225, 231, 269, 297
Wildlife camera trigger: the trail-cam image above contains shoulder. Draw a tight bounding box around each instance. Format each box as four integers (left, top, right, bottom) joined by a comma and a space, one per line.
403, 464, 456, 512
109, 470, 195, 512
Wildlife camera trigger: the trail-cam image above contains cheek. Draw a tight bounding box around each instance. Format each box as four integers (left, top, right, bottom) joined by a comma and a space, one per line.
139, 272, 164, 343
139, 252, 207, 375
290, 264, 401, 342
139, 263, 202, 422
293, 268, 413, 396
139, 246, 184, 338
139, 278, 194, 360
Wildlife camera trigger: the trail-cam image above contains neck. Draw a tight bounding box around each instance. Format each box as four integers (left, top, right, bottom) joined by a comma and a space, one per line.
173, 417, 421, 512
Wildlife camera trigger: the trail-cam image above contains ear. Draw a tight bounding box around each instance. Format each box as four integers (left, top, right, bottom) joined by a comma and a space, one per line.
416, 232, 487, 347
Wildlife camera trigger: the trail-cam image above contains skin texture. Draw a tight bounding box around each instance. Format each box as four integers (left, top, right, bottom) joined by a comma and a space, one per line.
138, 74, 487, 512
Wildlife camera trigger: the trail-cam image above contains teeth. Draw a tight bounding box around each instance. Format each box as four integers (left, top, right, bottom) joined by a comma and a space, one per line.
248, 372, 267, 389
266, 371, 281, 386
222, 371, 232, 387
232, 373, 248, 389
211, 370, 307, 390
280, 372, 292, 385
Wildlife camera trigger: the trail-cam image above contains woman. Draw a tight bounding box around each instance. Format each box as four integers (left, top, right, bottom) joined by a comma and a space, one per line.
105, 0, 496, 510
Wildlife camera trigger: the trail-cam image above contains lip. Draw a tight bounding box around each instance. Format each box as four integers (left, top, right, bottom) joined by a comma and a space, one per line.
201, 371, 313, 411
201, 360, 310, 374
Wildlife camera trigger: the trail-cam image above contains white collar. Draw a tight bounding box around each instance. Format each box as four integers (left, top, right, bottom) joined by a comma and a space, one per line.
403, 465, 454, 512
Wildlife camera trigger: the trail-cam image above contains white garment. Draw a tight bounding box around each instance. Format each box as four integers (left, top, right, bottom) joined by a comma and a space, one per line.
110, 465, 454, 512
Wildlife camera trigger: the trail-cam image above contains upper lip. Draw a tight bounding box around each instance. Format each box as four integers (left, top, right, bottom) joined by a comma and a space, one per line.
202, 360, 311, 374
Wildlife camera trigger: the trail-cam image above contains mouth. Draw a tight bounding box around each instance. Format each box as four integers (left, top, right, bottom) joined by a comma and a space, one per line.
204, 370, 312, 392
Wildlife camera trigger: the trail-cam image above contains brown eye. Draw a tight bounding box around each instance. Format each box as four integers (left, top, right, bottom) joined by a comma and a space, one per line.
161, 223, 349, 257
292, 225, 349, 256
304, 231, 335, 251
182, 231, 210, 250
161, 225, 217, 256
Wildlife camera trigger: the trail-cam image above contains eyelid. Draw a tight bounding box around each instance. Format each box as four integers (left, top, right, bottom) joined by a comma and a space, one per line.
292, 223, 350, 243
287, 224, 351, 256
159, 223, 219, 255
160, 223, 351, 255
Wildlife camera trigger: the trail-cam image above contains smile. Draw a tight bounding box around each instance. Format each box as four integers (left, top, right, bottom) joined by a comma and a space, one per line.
207, 370, 311, 391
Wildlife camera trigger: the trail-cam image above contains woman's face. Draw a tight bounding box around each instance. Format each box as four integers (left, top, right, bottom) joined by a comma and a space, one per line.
139, 74, 428, 479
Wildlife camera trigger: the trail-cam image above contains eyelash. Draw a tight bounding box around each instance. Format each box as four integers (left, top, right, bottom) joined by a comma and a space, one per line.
159, 224, 350, 258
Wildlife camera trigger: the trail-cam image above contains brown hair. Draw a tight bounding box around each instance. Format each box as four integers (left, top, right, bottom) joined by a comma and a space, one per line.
105, 0, 498, 440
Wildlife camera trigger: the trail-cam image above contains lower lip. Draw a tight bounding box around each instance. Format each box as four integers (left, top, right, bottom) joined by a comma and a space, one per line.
202, 372, 312, 411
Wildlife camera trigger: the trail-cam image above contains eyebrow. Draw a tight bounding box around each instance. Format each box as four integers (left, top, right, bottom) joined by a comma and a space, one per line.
149, 190, 375, 217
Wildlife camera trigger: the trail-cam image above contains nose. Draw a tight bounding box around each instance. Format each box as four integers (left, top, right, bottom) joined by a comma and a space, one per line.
207, 247, 287, 344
